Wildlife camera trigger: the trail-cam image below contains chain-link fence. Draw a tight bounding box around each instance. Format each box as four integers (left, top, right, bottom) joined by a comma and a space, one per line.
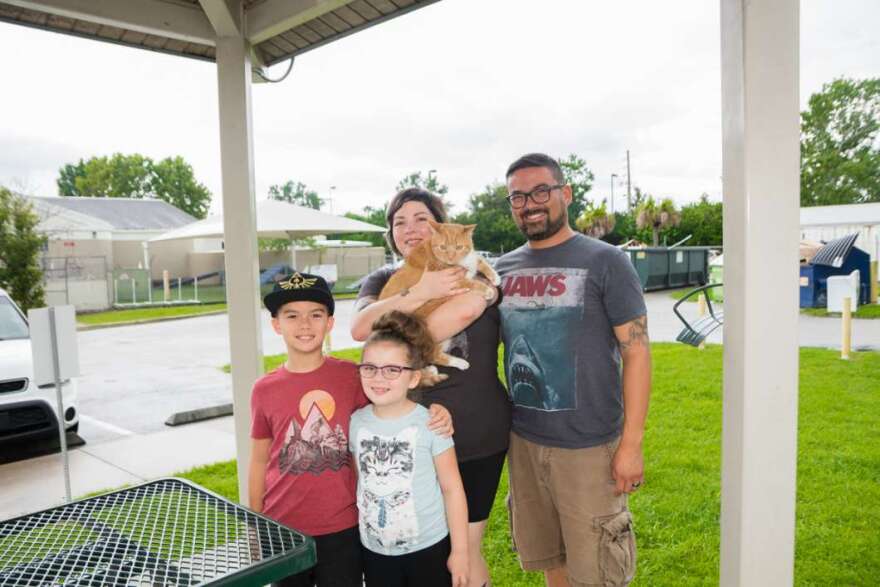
42, 256, 110, 311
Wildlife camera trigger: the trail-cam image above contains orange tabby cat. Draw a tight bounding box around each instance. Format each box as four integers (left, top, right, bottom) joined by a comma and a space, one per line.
379, 220, 500, 385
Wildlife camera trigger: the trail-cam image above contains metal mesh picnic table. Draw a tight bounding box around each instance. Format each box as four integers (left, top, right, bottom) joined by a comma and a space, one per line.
0, 478, 315, 586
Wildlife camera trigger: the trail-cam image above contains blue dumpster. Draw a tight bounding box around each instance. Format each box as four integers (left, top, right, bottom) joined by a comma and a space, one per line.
799, 234, 870, 308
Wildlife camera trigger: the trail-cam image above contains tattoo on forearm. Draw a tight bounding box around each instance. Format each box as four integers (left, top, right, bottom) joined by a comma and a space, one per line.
619, 316, 649, 352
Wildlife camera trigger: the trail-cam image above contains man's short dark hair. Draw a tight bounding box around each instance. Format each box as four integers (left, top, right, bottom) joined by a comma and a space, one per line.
384, 188, 448, 256
506, 153, 565, 184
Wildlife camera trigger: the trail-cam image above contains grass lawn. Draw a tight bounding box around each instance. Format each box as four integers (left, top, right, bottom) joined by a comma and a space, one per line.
202, 344, 879, 585
801, 303, 880, 319
78, 303, 227, 326
669, 288, 699, 302
81, 289, 358, 327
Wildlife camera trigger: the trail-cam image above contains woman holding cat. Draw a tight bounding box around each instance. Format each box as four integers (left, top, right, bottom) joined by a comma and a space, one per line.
351, 188, 511, 587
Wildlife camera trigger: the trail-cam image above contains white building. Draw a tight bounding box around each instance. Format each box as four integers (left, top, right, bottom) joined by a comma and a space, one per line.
800, 202, 880, 259
27, 196, 198, 310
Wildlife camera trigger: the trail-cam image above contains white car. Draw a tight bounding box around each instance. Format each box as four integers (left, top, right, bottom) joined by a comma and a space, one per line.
0, 287, 79, 442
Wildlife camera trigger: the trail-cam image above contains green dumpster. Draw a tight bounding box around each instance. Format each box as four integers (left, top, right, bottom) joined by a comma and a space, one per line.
624, 247, 710, 292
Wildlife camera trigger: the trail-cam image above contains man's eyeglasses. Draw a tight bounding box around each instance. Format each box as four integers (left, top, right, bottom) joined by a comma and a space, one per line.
506, 184, 564, 209
357, 363, 416, 380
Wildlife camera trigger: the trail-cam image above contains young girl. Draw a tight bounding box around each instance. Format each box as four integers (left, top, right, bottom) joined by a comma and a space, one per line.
349, 310, 469, 587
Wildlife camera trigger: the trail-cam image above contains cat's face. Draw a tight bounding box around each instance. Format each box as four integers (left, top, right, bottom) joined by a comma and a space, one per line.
428, 220, 477, 265
359, 430, 416, 495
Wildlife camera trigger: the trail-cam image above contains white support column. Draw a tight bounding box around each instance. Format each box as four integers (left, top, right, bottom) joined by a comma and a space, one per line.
216, 26, 263, 505
720, 1, 800, 585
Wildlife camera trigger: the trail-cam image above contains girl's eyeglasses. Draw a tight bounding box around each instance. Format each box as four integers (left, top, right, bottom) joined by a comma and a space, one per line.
356, 363, 416, 380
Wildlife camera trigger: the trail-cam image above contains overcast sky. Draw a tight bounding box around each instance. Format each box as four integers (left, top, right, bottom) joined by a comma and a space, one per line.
1, 0, 878, 216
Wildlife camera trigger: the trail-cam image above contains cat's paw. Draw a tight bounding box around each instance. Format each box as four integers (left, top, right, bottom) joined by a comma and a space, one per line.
491, 272, 501, 286
483, 287, 496, 301
447, 357, 470, 371
420, 366, 448, 387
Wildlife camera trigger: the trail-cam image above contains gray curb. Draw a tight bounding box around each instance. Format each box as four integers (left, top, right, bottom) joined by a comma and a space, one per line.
165, 403, 233, 426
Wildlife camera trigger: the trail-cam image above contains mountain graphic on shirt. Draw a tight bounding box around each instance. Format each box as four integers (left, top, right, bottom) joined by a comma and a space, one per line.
279, 402, 350, 475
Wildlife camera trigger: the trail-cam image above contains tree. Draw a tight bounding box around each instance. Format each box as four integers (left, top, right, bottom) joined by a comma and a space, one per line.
575, 200, 616, 239
268, 180, 325, 210
0, 187, 46, 312
801, 77, 880, 206
557, 154, 595, 221
58, 153, 153, 199
636, 197, 681, 246
396, 170, 449, 197
337, 206, 388, 248
56, 153, 212, 218
57, 160, 86, 198
664, 194, 723, 246
453, 183, 523, 254
629, 186, 649, 212
396, 170, 454, 212
150, 156, 211, 219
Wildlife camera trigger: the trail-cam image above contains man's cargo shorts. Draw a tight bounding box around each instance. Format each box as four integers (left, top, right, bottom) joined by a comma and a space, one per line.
507, 432, 636, 587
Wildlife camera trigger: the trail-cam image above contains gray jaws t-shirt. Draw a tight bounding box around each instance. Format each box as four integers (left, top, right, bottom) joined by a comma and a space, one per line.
494, 233, 646, 449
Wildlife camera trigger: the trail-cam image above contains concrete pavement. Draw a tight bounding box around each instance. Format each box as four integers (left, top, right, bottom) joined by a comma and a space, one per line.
2, 292, 877, 520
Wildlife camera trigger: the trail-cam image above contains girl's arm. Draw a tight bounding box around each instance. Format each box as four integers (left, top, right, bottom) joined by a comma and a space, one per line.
434, 447, 469, 586
248, 438, 272, 512
350, 267, 469, 341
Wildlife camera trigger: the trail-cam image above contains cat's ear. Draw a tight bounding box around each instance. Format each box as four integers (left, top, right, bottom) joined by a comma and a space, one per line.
463, 224, 477, 235
426, 219, 441, 232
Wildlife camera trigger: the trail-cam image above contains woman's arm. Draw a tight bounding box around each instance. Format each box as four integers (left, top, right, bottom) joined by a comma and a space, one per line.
248, 438, 272, 512
350, 267, 468, 341
423, 290, 494, 342
435, 448, 469, 587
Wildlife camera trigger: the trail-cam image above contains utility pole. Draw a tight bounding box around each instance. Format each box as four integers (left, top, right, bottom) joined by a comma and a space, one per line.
328, 185, 336, 214
626, 149, 632, 212
610, 173, 618, 214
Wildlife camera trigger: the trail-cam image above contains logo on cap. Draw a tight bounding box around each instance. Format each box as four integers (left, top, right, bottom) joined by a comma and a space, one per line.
280, 272, 318, 290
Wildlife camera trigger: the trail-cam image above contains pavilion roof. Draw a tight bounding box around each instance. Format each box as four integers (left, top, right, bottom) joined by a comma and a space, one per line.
0, 0, 439, 67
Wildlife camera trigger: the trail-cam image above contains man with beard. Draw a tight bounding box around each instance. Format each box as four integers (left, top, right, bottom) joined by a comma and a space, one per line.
494, 153, 651, 587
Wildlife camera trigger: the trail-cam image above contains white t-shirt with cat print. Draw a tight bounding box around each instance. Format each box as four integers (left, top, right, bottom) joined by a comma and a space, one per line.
349, 403, 455, 556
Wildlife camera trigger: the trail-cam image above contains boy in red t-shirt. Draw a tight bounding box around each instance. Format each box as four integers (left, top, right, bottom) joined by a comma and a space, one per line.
250, 273, 451, 587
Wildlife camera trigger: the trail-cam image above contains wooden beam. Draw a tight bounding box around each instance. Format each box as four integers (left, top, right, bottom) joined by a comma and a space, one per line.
245, 0, 350, 45
199, 0, 241, 37
4, 0, 216, 45
215, 31, 264, 506
719, 0, 800, 584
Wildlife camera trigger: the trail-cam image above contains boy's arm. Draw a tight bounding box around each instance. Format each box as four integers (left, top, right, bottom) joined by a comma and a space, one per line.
248, 438, 272, 512
434, 447, 469, 586
426, 403, 454, 437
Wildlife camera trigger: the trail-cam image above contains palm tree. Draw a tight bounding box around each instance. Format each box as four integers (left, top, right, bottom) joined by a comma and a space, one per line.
575, 201, 616, 239
636, 197, 681, 246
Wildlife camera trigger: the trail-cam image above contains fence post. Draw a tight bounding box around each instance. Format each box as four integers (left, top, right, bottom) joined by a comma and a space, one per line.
114, 279, 119, 305
64, 257, 70, 305
194, 276, 199, 303
132, 279, 137, 305
163, 270, 170, 302
697, 292, 708, 350
841, 296, 852, 360
178, 277, 183, 302
871, 259, 878, 305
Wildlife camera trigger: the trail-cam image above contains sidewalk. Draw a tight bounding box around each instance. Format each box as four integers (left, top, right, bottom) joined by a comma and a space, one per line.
0, 416, 236, 521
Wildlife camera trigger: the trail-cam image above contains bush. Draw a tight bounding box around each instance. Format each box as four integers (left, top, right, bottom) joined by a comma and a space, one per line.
0, 187, 46, 311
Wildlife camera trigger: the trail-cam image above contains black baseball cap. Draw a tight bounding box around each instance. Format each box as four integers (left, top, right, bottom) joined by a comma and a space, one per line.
263, 272, 335, 316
